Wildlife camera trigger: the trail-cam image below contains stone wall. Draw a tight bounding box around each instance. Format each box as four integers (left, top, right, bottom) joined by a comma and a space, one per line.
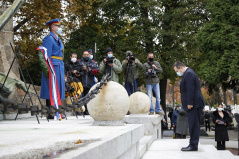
0, 7, 19, 79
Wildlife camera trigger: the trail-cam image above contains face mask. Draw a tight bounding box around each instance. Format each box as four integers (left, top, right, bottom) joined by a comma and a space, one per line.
71, 57, 77, 63
108, 54, 113, 58
148, 58, 154, 62
83, 56, 89, 61
218, 108, 223, 111
90, 55, 93, 60
56, 28, 62, 35
177, 71, 183, 76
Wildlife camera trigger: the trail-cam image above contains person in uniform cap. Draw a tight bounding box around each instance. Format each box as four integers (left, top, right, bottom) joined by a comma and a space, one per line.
40, 19, 65, 119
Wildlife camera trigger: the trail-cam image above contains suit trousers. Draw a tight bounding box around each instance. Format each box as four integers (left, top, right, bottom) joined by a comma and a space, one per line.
187, 107, 203, 148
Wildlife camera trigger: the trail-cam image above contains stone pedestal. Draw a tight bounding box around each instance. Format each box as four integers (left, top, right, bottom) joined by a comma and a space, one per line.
0, 7, 19, 79
124, 114, 163, 140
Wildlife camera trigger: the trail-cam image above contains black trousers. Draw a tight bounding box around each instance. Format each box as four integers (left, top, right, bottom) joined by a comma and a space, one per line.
217, 141, 225, 150
83, 87, 90, 115
205, 120, 210, 131
187, 107, 203, 148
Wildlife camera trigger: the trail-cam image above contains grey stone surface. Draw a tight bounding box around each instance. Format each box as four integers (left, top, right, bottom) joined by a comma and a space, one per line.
142, 139, 238, 159
92, 120, 124, 126
124, 114, 163, 139
0, 116, 145, 159
0, 7, 19, 79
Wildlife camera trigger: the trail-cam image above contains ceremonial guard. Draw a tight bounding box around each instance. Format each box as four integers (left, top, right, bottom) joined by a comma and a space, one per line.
39, 19, 65, 120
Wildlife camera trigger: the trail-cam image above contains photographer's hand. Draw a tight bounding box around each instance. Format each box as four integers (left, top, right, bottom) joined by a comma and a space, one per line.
109, 63, 114, 67
152, 64, 157, 69
103, 58, 107, 64
125, 59, 128, 64
148, 69, 152, 72
73, 70, 77, 74
83, 66, 87, 71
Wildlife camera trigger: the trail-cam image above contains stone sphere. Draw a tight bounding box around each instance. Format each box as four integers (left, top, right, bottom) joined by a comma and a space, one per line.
129, 92, 151, 114
88, 81, 129, 122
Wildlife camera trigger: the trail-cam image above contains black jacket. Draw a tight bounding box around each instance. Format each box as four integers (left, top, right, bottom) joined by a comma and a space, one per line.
204, 112, 211, 120
180, 68, 205, 112
212, 110, 229, 141
65, 59, 81, 82
78, 58, 99, 89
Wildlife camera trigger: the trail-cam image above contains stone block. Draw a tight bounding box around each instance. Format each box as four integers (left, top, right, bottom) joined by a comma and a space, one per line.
124, 114, 163, 139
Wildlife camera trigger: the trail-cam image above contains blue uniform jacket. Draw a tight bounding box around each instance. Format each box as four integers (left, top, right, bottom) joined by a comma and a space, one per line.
40, 32, 65, 100
180, 68, 204, 112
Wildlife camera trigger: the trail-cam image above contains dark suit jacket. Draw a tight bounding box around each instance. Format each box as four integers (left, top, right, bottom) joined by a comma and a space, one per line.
180, 68, 205, 112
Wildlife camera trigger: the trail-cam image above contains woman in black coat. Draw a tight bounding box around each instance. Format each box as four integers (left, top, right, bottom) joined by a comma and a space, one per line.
212, 104, 229, 150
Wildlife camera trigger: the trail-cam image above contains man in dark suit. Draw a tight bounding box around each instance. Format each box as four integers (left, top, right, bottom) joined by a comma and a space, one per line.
173, 61, 205, 151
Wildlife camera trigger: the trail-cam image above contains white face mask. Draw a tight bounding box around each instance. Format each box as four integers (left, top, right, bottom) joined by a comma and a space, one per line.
218, 108, 223, 111
56, 28, 62, 35
71, 57, 77, 63
108, 53, 113, 58
90, 55, 93, 60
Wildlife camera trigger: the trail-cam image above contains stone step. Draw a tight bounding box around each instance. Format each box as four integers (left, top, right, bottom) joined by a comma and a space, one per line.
142, 139, 238, 159
138, 136, 154, 158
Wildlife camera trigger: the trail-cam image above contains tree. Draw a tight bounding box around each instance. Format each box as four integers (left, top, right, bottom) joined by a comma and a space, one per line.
196, 0, 239, 105
158, 0, 208, 112
1, 0, 65, 85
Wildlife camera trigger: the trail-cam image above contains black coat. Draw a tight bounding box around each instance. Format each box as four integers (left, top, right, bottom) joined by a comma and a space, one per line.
180, 68, 205, 112
78, 58, 99, 89
204, 112, 211, 121
176, 109, 188, 135
212, 111, 229, 142
65, 60, 81, 82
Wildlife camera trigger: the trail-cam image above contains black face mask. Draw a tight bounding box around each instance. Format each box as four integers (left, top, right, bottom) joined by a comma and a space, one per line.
83, 56, 89, 61
148, 58, 154, 62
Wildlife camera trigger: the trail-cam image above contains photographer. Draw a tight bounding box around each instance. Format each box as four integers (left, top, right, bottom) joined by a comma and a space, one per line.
65, 76, 85, 113
122, 51, 143, 96
99, 47, 122, 83
143, 52, 164, 115
78, 50, 99, 115
65, 53, 81, 82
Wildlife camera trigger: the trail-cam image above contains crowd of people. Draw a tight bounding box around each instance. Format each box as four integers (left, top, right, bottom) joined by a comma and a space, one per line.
64, 47, 165, 115
39, 19, 232, 152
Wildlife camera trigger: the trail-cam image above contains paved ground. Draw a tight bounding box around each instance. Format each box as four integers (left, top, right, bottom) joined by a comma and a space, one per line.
142, 139, 238, 159
0, 116, 140, 159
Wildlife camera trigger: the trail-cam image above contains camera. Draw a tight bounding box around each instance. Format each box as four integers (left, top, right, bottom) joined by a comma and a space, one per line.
128, 55, 136, 63
65, 83, 74, 94
149, 67, 157, 78
106, 56, 115, 64
126, 51, 137, 63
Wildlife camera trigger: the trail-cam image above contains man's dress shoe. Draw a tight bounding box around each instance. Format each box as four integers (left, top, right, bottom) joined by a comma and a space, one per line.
181, 146, 198, 151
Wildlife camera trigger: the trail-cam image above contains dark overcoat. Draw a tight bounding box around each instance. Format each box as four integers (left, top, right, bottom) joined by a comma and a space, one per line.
40, 32, 65, 100
180, 68, 204, 111
212, 110, 229, 142
176, 109, 188, 135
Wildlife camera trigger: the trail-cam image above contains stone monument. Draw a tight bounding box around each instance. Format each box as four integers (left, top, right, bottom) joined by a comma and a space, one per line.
0, 7, 19, 79
129, 92, 150, 114
87, 81, 129, 126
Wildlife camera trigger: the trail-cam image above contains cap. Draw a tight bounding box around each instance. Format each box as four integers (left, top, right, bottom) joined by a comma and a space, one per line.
106, 47, 113, 54
46, 19, 60, 26
88, 49, 92, 54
